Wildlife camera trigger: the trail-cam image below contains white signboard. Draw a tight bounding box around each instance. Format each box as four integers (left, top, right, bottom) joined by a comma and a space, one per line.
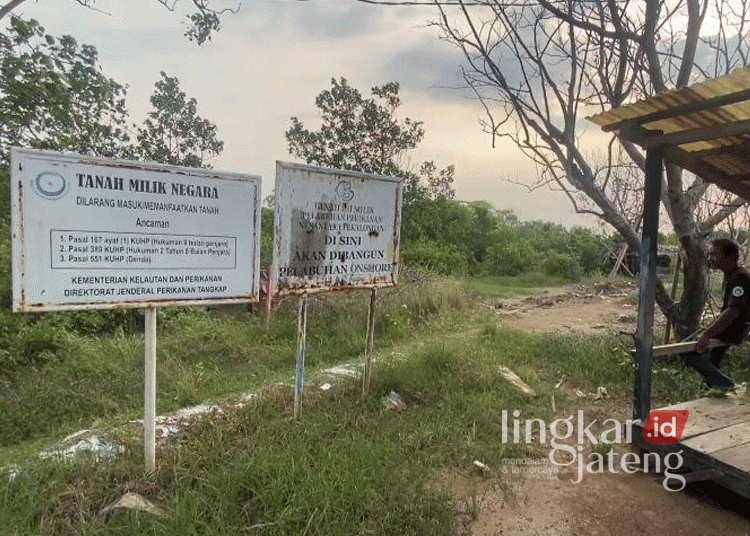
11, 148, 261, 311
272, 161, 402, 294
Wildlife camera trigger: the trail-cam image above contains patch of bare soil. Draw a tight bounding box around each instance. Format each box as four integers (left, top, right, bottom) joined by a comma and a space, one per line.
444, 465, 750, 536
449, 281, 750, 536
491, 280, 650, 336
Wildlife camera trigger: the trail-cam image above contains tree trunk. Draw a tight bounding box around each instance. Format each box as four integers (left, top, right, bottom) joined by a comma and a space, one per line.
432, 1, 743, 340
671, 236, 709, 339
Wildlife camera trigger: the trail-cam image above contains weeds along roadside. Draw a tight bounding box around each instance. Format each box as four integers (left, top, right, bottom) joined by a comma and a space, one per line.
3, 270, 740, 535
0, 281, 634, 536
0, 267, 470, 453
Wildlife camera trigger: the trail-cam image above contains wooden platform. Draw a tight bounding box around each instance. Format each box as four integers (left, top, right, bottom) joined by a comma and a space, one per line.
632, 393, 750, 498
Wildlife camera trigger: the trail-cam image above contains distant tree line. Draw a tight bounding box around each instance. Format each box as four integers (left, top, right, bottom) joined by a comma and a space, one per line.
0, 20, 608, 376
283, 77, 609, 279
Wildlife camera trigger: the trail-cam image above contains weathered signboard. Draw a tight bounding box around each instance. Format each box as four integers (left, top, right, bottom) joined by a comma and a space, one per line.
12, 147, 261, 311
272, 161, 402, 294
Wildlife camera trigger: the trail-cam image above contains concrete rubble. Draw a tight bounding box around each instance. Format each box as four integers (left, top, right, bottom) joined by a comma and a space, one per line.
315, 365, 362, 391
131, 402, 224, 442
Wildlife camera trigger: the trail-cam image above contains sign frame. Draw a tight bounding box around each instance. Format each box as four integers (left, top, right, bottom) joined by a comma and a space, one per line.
11, 147, 262, 312
271, 161, 402, 295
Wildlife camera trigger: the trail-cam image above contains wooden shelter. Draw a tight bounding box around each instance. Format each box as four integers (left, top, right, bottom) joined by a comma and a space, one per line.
588, 65, 750, 498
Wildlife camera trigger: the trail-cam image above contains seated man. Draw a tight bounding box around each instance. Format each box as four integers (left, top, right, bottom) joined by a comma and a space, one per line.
684, 237, 750, 395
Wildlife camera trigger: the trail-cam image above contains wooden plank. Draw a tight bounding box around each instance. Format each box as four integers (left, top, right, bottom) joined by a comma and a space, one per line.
681, 403, 750, 439
681, 420, 750, 454
657, 396, 750, 440
658, 394, 749, 413
711, 443, 750, 473
632, 417, 750, 498
497, 366, 537, 397
642, 118, 750, 149
651, 340, 727, 357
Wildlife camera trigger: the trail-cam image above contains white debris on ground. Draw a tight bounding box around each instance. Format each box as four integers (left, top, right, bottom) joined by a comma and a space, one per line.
498, 365, 537, 397
473, 460, 490, 474
383, 390, 406, 412
1, 464, 21, 480
31, 361, 368, 466
574, 386, 609, 400
322, 365, 361, 378
131, 403, 224, 442
314, 364, 362, 392
39, 429, 124, 461
98, 492, 171, 520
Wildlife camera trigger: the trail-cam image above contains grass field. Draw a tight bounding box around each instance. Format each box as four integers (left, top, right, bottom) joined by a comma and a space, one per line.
1, 271, 746, 535
463, 273, 568, 299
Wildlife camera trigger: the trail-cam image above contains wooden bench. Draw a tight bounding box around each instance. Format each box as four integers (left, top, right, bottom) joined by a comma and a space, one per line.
651, 340, 729, 357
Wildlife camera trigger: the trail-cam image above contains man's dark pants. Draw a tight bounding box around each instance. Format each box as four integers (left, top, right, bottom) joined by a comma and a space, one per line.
683, 344, 734, 388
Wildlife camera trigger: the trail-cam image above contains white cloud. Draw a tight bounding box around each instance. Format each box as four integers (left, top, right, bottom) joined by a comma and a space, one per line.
13, 0, 595, 227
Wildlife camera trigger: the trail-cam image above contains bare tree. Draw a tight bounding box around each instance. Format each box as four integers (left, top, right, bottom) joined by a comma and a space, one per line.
0, 0, 238, 44
431, 0, 750, 336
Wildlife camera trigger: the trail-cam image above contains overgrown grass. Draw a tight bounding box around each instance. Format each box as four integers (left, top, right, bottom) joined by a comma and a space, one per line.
465, 273, 568, 299
4, 271, 747, 535
1, 310, 631, 535
0, 269, 469, 453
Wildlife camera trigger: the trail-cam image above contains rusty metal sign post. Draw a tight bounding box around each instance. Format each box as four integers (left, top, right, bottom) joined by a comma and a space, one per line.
363, 287, 377, 393
11, 148, 262, 473
271, 162, 402, 413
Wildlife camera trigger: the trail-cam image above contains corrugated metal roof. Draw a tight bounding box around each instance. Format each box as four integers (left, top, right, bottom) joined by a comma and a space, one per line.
587, 65, 750, 201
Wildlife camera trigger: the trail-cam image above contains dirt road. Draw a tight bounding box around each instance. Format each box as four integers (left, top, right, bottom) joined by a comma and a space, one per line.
459, 281, 750, 536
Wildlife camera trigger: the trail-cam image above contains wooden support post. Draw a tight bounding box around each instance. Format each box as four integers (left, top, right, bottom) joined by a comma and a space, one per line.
264, 266, 273, 332
363, 287, 377, 396
294, 293, 308, 419
610, 243, 632, 278
634, 145, 663, 421
144, 306, 157, 474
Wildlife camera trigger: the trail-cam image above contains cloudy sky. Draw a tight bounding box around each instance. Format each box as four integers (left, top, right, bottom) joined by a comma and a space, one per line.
16, 0, 595, 226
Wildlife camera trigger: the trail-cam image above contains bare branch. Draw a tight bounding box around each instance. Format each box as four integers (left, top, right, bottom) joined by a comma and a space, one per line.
0, 0, 26, 21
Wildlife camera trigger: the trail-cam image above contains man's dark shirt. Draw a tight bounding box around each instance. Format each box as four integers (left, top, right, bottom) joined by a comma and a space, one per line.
719, 266, 750, 344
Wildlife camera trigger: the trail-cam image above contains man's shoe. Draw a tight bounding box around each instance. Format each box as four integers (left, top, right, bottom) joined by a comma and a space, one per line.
707, 386, 735, 398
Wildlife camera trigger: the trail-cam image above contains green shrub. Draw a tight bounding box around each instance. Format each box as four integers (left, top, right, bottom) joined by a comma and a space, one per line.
260, 205, 274, 270
401, 240, 467, 275
0, 222, 10, 309
483, 240, 537, 276
568, 226, 609, 274
540, 251, 583, 280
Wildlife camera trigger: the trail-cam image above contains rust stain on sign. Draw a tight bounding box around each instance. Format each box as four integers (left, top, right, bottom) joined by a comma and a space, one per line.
272, 162, 402, 295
